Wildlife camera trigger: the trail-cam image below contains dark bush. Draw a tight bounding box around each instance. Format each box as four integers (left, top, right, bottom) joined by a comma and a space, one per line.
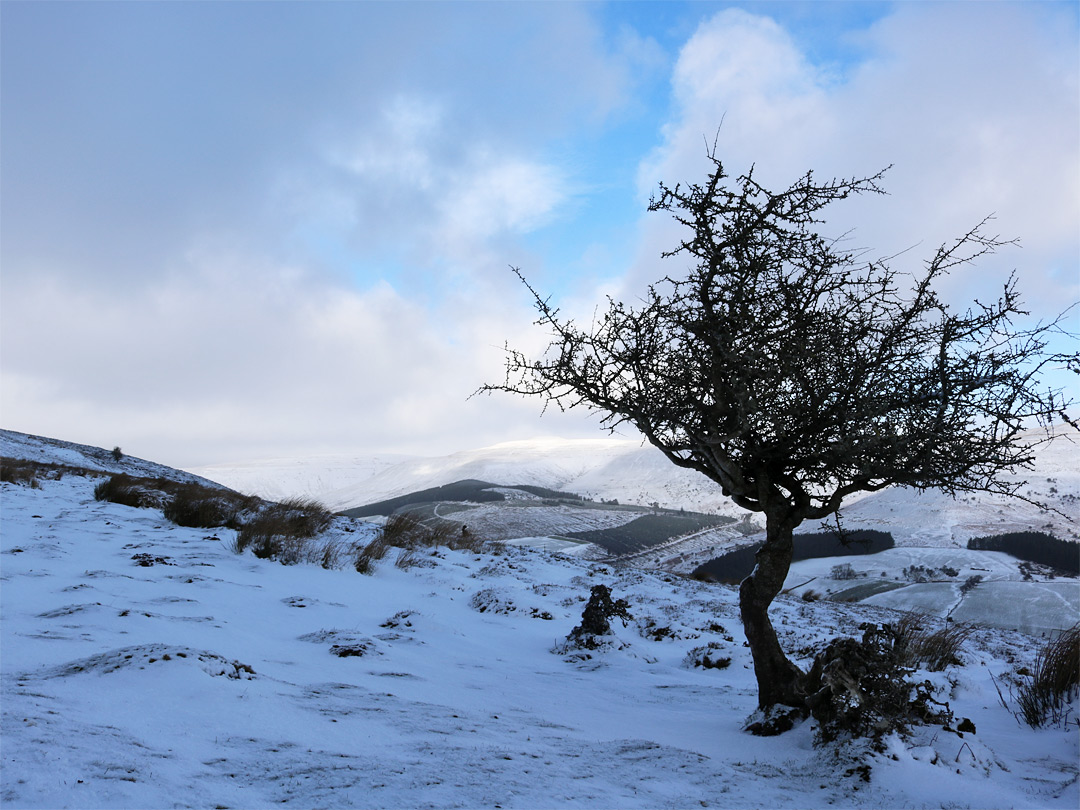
804, 623, 963, 748
562, 584, 632, 650
382, 511, 489, 553
1, 459, 40, 488
353, 511, 490, 574
684, 642, 731, 670
235, 498, 332, 563
163, 484, 233, 528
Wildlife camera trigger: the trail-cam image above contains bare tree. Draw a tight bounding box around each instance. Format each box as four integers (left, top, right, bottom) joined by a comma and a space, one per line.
482, 149, 1076, 721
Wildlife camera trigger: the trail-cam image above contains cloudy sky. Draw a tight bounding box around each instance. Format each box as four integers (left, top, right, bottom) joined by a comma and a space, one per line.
2, 1, 1077, 468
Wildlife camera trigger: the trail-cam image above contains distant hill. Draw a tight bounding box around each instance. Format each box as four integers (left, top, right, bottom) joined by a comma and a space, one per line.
188, 430, 1080, 548
339, 479, 583, 518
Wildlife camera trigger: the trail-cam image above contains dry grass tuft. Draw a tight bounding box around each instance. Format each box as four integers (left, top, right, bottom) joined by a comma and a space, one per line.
1016, 625, 1080, 728
1, 459, 41, 488
353, 512, 490, 574
235, 498, 333, 563
94, 474, 155, 508
162, 484, 236, 528
353, 534, 392, 574
893, 613, 973, 672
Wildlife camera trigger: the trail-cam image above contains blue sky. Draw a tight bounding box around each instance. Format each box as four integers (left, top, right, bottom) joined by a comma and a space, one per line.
2, 1, 1077, 467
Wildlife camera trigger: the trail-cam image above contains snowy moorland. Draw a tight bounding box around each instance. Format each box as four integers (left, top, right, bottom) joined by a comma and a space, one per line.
1, 433, 1078, 809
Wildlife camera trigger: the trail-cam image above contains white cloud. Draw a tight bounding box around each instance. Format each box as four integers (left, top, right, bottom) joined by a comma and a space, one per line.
316, 93, 571, 277
439, 154, 568, 242
333, 95, 444, 190
627, 4, 1078, 318
0, 244, 598, 467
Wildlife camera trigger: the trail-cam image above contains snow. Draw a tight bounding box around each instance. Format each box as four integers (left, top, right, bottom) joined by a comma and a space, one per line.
186, 452, 416, 506
185, 429, 1080, 548
1, 429, 220, 487
187, 437, 754, 518
3, 435, 1078, 809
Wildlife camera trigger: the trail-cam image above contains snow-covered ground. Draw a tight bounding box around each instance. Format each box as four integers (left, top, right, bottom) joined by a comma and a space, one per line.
2, 436, 1078, 809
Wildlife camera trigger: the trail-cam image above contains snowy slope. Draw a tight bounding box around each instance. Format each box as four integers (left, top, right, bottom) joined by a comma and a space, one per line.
2, 439, 1078, 809
187, 453, 416, 505
1, 429, 222, 487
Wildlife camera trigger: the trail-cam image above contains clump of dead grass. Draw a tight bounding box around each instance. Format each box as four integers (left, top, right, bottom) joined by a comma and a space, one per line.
353, 512, 490, 574
94, 474, 155, 508
1016, 625, 1079, 729
893, 612, 973, 672
1, 459, 41, 488
235, 498, 334, 563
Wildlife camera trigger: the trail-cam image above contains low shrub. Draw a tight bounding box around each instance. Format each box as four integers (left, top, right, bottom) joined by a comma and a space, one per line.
94, 474, 151, 508
563, 584, 632, 650
394, 548, 423, 570
380, 512, 451, 548
354, 535, 392, 574
276, 497, 333, 535
684, 642, 731, 670
383, 511, 489, 552
1016, 625, 1079, 729
163, 484, 233, 528
352, 512, 491, 574
315, 537, 347, 570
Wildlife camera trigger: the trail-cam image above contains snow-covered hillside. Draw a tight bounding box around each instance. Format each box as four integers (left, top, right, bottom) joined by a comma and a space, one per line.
189, 452, 416, 506
821, 427, 1080, 546
1, 429, 221, 487
188, 429, 1080, 548
2, 434, 1078, 809
188, 437, 753, 518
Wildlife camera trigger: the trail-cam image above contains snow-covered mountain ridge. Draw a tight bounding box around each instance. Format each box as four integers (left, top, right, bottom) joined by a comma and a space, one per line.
188, 430, 1080, 547
1, 432, 1077, 809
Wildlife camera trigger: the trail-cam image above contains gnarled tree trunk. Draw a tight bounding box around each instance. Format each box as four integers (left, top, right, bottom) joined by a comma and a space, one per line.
739, 509, 807, 710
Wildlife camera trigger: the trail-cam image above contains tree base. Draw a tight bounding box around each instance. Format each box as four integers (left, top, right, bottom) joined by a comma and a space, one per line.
744, 705, 808, 736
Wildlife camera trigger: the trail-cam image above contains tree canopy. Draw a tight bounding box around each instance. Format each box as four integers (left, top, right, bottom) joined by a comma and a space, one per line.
484, 148, 1077, 719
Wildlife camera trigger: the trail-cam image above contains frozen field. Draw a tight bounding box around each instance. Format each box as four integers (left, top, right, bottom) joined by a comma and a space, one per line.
785, 548, 1079, 635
